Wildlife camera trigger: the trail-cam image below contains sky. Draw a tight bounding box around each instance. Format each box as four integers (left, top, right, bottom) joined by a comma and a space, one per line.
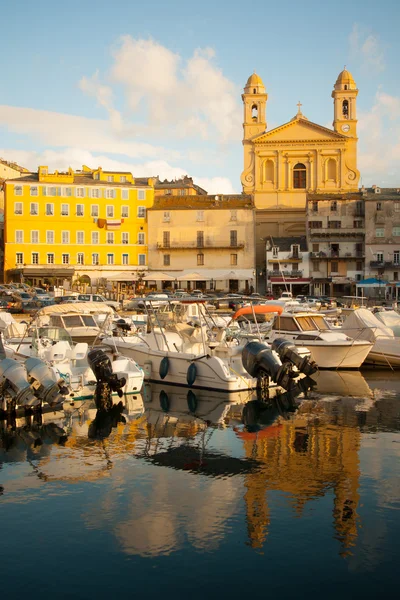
0, 0, 399, 193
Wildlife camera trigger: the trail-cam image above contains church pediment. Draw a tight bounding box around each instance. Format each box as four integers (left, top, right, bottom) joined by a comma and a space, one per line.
254, 118, 347, 143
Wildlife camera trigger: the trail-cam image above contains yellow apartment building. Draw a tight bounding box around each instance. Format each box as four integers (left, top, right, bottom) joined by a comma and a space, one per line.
147, 194, 255, 293
4, 165, 154, 288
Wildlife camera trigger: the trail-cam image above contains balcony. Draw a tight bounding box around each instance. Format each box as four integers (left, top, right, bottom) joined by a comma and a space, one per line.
157, 241, 245, 250
370, 260, 400, 269
268, 270, 303, 278
287, 252, 303, 260
310, 251, 365, 259
309, 226, 364, 237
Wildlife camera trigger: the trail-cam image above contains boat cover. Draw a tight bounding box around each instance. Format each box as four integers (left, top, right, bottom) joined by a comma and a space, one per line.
341, 308, 394, 342
37, 302, 114, 316
374, 310, 400, 336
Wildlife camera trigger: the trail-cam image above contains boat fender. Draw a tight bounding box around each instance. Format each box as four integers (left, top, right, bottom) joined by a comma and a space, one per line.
159, 390, 170, 412
159, 356, 169, 380
187, 389, 198, 413
187, 363, 197, 387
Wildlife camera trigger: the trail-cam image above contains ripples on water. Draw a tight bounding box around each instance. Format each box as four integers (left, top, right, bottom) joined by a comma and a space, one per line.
1, 370, 399, 599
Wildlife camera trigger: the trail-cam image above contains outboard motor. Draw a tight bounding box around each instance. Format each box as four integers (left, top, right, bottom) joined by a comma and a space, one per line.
271, 338, 318, 377
0, 358, 39, 408
87, 347, 127, 410
25, 357, 69, 407
242, 341, 294, 390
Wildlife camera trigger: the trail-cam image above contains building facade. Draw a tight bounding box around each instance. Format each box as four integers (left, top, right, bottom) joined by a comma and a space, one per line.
154, 175, 207, 197
263, 236, 310, 296
4, 165, 154, 288
147, 194, 255, 292
240, 70, 361, 294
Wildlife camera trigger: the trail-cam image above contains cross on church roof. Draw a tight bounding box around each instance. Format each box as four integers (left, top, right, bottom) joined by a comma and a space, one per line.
297, 101, 302, 114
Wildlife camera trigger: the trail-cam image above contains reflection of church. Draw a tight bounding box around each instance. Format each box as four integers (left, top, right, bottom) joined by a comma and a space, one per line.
240, 405, 360, 556
240, 69, 361, 289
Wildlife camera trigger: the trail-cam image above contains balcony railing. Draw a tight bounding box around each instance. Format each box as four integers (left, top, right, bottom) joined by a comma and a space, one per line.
370, 260, 400, 269
310, 251, 365, 259
157, 241, 245, 250
309, 226, 365, 235
268, 270, 303, 277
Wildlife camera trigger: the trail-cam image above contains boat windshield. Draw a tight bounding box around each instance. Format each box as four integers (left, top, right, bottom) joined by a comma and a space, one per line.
310, 315, 330, 331
296, 315, 330, 331
33, 327, 73, 345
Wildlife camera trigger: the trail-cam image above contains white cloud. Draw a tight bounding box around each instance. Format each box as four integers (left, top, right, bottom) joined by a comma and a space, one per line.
349, 24, 385, 73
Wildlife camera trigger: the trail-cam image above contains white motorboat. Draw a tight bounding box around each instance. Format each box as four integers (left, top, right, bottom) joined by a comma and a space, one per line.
266, 312, 372, 369
36, 302, 114, 344
103, 301, 317, 392
340, 308, 400, 368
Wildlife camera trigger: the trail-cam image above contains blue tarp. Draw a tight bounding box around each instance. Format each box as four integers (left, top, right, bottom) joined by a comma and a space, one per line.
356, 277, 389, 286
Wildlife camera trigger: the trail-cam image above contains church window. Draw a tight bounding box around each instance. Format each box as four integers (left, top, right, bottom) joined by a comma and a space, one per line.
342, 100, 349, 118
293, 163, 306, 189
264, 160, 274, 182
251, 104, 258, 121
327, 159, 336, 181
330, 200, 337, 212
312, 201, 318, 212
253, 88, 256, 94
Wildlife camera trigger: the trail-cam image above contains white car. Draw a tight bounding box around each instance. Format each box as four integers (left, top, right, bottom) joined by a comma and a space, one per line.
76, 293, 121, 311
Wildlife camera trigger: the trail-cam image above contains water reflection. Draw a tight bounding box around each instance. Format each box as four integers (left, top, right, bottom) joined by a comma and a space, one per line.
0, 371, 399, 564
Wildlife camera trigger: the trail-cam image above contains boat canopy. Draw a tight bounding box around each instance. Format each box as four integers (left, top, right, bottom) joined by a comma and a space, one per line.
341, 308, 394, 342
232, 304, 283, 320
37, 302, 114, 317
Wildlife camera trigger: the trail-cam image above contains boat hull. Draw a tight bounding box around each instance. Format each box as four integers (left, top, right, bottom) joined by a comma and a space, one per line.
304, 341, 372, 369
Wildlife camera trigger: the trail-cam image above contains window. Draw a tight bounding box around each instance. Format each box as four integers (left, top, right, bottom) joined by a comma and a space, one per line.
165, 189, 172, 195
62, 231, 70, 244
121, 206, 129, 218
331, 200, 337, 212
92, 253, 99, 265
273, 263, 279, 271
15, 230, 23, 243
62, 254, 69, 264
107, 253, 114, 265
197, 253, 204, 266
138, 189, 145, 200
376, 252, 384, 263
120, 176, 127, 183
292, 244, 299, 258
48, 187, 57, 197
14, 202, 23, 215
230, 230, 238, 246
394, 251, 400, 265
197, 230, 204, 248
138, 206, 146, 218
356, 261, 363, 270
91, 188, 100, 198
122, 232, 129, 245
272, 246, 279, 258
122, 189, 129, 200
16, 252, 23, 264
92, 231, 99, 244
138, 254, 146, 266
293, 163, 306, 189
312, 260, 320, 271
46, 203, 54, 216
106, 206, 114, 218
328, 221, 341, 229
354, 220, 363, 228
331, 261, 339, 273
342, 99, 349, 117
76, 188, 85, 198
230, 210, 237, 221
395, 203, 400, 212
91, 205, 99, 217
31, 231, 39, 244
138, 232, 145, 245
376, 202, 382, 211
312, 201, 318, 212
312, 243, 319, 253
230, 253, 238, 266
107, 232, 114, 244
197, 210, 204, 221
309, 221, 322, 229
32, 252, 39, 265
65, 187, 72, 197
163, 211, 170, 222
46, 231, 54, 244
30, 186, 38, 196
76, 204, 84, 216
14, 186, 23, 196
393, 227, 400, 237
47, 253, 54, 264
107, 175, 114, 183
163, 231, 170, 248
106, 189, 115, 199
61, 204, 69, 216
77, 253, 84, 265
376, 227, 384, 237
163, 254, 170, 266
178, 189, 186, 196
122, 253, 129, 265
76, 231, 84, 244
30, 202, 39, 215
394, 272, 399, 281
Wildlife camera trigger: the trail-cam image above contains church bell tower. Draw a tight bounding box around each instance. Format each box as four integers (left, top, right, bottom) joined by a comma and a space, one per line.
242, 72, 268, 141
332, 68, 358, 138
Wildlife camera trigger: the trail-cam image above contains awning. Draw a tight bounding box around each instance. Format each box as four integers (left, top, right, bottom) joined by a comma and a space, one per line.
7, 267, 75, 277
177, 271, 212, 281
356, 277, 389, 287
175, 269, 254, 281
143, 272, 176, 281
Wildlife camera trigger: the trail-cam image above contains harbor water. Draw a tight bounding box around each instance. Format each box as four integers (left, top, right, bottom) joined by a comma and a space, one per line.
1, 370, 399, 599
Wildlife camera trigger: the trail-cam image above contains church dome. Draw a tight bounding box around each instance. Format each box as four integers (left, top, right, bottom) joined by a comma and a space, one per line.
334, 69, 357, 90
244, 72, 266, 94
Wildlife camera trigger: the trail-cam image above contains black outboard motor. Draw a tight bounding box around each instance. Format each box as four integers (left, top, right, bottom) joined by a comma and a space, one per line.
87, 348, 126, 411
271, 338, 318, 377
242, 341, 294, 390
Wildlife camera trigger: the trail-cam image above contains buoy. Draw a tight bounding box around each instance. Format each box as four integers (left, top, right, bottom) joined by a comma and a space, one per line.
187, 363, 197, 387
187, 390, 198, 413
159, 357, 169, 380
159, 390, 170, 412
142, 382, 152, 403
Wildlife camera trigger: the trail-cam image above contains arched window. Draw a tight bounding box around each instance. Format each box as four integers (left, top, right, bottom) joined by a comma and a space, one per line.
342, 99, 349, 118
253, 88, 256, 94
264, 159, 274, 182
293, 163, 306, 189
251, 104, 258, 120
327, 158, 336, 181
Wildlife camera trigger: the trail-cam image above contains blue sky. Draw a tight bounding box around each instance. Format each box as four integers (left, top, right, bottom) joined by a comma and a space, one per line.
1, 0, 399, 192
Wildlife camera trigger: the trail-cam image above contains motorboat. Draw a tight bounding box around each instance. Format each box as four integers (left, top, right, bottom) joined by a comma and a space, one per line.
340, 308, 400, 368
265, 311, 372, 369
102, 301, 317, 392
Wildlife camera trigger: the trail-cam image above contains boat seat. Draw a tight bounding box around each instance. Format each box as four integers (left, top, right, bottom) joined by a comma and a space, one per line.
71, 342, 89, 361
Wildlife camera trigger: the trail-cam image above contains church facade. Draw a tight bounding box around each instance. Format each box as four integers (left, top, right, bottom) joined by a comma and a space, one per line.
240, 69, 360, 293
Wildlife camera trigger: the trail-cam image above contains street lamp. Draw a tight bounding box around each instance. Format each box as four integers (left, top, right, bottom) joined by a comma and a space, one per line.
265, 238, 271, 295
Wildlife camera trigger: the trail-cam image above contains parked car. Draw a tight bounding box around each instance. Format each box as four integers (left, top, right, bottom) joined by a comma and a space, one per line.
126, 294, 169, 310
13, 292, 36, 306
33, 288, 52, 302
75, 293, 121, 311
